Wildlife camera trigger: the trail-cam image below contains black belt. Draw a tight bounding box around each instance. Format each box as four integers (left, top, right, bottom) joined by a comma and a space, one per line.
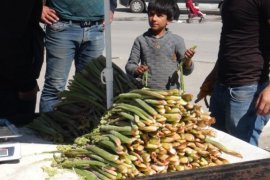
219, 82, 258, 88
60, 18, 103, 28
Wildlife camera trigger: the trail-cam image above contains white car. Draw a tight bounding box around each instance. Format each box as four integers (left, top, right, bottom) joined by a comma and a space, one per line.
119, 0, 223, 13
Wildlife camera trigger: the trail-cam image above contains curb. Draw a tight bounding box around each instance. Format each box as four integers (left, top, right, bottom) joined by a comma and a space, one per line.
114, 8, 221, 22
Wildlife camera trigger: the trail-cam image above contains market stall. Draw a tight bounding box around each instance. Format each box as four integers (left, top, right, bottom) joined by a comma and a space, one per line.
1, 127, 270, 180
1, 2, 270, 180
1, 62, 269, 179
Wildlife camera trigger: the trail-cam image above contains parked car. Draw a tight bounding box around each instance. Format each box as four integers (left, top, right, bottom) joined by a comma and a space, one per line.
120, 0, 223, 13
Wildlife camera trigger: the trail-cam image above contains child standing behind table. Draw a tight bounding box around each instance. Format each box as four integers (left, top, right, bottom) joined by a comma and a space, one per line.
125, 0, 195, 90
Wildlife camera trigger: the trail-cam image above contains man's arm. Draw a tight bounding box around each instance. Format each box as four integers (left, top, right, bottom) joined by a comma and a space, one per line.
256, 0, 270, 115
108, 0, 117, 22
256, 17, 270, 115
195, 61, 218, 103
262, 0, 270, 25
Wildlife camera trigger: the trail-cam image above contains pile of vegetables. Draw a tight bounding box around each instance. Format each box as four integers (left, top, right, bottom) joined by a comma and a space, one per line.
53, 88, 242, 179
26, 55, 242, 179
28, 56, 138, 143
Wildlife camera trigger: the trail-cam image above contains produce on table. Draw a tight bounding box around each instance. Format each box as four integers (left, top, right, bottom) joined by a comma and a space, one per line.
26, 55, 242, 179
53, 88, 242, 179
27, 56, 138, 143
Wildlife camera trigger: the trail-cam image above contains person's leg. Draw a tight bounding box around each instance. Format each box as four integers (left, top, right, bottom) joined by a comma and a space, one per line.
226, 83, 269, 146
226, 84, 256, 143
40, 22, 82, 112
14, 83, 39, 126
198, 11, 206, 18
0, 91, 18, 118
209, 82, 227, 132
12, 95, 37, 126
250, 114, 269, 145
74, 24, 105, 73
0, 90, 35, 126
249, 82, 270, 145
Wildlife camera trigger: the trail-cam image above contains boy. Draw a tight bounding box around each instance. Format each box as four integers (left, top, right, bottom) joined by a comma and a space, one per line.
125, 0, 195, 90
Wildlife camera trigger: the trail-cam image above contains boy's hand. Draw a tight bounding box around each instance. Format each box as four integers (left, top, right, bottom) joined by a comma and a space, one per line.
185, 48, 195, 59
135, 65, 149, 76
184, 48, 195, 67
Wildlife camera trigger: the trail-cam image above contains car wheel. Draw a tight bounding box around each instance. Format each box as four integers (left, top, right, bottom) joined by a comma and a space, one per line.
130, 0, 145, 13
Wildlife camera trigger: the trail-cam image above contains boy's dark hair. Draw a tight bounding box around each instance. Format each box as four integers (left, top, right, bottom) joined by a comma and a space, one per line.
148, 0, 180, 21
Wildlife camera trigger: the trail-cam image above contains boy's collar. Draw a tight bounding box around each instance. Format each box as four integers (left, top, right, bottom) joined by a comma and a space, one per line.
148, 28, 169, 38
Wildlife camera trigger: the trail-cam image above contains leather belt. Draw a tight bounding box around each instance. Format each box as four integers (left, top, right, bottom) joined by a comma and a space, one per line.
60, 18, 103, 28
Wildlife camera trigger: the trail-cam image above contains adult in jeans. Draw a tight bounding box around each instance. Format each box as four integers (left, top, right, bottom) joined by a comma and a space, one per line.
40, 0, 117, 112
196, 0, 270, 146
0, 0, 43, 126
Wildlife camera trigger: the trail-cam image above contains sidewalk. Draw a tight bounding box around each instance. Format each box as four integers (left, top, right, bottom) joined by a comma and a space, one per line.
116, 0, 221, 16
114, 2, 221, 21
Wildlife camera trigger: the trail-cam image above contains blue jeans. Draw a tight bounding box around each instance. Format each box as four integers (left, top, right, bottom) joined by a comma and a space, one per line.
40, 21, 104, 112
210, 82, 269, 146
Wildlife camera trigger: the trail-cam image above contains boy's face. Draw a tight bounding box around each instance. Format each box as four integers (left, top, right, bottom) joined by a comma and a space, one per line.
148, 11, 170, 34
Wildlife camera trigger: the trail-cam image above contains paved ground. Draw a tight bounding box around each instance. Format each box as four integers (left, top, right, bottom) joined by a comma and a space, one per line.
36, 3, 270, 151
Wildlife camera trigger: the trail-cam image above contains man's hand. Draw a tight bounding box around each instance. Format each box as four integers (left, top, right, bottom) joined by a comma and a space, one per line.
110, 10, 114, 22
256, 84, 270, 115
41, 5, 59, 25
103, 10, 114, 24
195, 80, 213, 105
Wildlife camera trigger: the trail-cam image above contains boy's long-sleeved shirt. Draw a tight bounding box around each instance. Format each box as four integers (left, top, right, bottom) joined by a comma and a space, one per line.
125, 29, 194, 90
46, 0, 117, 21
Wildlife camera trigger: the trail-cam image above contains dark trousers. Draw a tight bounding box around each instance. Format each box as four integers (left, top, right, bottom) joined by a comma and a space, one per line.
0, 91, 37, 126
